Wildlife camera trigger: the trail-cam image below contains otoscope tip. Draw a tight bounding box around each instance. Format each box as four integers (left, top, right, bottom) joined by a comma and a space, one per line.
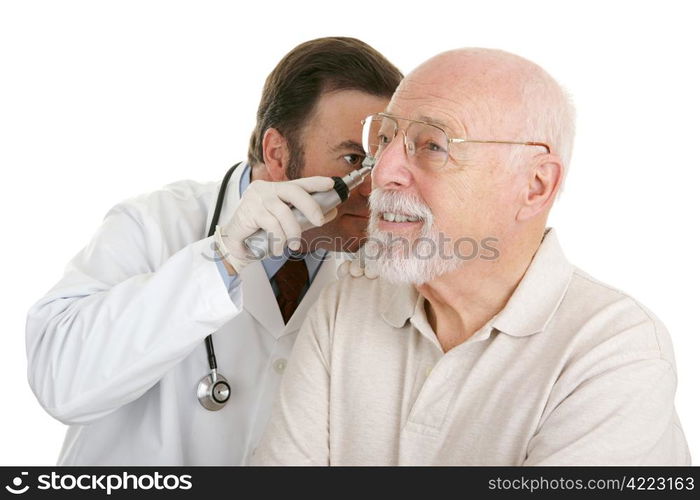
361, 155, 376, 170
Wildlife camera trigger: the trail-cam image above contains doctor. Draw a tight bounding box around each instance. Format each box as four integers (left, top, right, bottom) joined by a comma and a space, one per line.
25, 37, 402, 465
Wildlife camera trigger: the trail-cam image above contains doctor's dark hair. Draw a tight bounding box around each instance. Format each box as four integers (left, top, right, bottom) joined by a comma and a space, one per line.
247, 37, 402, 179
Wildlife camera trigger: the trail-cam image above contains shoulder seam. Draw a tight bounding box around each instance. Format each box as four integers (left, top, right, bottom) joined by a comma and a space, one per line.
571, 269, 665, 359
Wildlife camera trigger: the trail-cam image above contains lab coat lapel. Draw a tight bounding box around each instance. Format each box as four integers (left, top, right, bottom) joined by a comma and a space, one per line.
240, 260, 285, 337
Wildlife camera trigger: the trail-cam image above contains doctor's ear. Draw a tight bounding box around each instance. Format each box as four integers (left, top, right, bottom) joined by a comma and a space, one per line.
515, 155, 563, 222
261, 128, 291, 181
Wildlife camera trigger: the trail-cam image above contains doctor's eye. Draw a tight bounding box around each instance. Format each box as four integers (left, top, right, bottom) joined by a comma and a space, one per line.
342, 154, 364, 166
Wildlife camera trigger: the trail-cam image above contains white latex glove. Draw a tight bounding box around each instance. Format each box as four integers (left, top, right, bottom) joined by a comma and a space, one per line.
216, 177, 338, 274
337, 243, 380, 279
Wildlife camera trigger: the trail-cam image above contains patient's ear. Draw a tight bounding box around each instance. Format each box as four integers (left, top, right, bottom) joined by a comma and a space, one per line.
516, 154, 563, 221
261, 128, 290, 182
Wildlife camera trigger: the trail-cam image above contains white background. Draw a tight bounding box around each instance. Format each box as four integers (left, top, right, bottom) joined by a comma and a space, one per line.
1, 0, 698, 465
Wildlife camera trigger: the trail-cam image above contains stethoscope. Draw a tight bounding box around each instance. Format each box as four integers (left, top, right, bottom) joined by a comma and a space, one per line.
195, 159, 373, 410
197, 162, 241, 411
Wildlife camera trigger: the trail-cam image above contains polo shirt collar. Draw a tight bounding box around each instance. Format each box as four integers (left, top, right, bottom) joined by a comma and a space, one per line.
380, 228, 573, 338
491, 228, 573, 337
381, 282, 419, 328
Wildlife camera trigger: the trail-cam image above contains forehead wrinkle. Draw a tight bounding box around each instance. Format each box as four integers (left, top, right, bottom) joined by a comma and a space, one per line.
389, 89, 470, 137
400, 50, 544, 140
393, 71, 520, 140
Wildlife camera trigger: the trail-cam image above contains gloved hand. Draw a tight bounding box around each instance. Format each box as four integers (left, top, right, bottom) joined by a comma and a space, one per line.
216, 176, 338, 274
337, 243, 380, 280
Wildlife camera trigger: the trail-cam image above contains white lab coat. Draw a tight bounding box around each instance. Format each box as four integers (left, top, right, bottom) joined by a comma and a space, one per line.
25, 164, 348, 465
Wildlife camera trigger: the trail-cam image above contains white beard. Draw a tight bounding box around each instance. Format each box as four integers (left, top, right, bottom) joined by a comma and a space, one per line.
366, 189, 463, 285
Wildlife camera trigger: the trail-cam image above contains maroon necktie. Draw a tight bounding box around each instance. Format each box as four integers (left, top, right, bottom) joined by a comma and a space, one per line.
273, 257, 308, 324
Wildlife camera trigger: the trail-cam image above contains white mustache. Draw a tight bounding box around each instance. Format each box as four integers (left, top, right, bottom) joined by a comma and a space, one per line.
368, 189, 434, 226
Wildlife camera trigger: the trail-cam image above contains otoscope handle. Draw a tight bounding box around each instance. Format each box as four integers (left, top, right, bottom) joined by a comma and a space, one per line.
244, 188, 343, 260
243, 164, 373, 260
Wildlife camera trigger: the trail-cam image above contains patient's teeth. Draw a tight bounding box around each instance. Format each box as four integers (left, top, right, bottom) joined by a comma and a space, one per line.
381, 212, 422, 223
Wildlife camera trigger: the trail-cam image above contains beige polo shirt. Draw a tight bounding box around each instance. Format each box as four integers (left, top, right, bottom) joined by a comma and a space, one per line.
253, 229, 691, 465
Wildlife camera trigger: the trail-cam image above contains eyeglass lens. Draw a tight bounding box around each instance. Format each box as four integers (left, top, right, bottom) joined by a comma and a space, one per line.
364, 115, 450, 169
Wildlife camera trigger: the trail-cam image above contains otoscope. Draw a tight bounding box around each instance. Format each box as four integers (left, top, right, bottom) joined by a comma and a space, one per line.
244, 156, 375, 260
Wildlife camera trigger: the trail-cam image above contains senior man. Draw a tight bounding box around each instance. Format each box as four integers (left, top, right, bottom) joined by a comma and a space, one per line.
253, 48, 691, 465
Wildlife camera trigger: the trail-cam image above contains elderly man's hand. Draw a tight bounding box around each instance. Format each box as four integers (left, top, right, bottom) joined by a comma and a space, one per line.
337, 244, 379, 279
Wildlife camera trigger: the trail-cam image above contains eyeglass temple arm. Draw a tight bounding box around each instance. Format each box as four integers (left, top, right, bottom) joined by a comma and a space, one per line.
450, 138, 551, 154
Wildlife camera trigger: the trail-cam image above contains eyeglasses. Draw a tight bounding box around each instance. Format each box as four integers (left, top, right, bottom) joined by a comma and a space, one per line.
361, 112, 551, 170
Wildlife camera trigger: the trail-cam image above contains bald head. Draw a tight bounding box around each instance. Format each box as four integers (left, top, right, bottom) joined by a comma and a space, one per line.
393, 48, 575, 174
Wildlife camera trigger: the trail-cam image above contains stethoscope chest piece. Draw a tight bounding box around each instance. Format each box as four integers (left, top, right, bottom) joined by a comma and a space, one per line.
197, 370, 231, 411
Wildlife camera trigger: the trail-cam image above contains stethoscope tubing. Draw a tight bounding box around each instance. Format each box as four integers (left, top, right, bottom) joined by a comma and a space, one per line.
198, 162, 242, 410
